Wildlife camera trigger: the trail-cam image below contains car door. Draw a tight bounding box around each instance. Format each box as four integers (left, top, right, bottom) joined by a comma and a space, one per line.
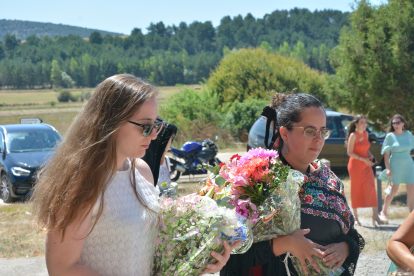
0, 130, 4, 175
319, 116, 346, 170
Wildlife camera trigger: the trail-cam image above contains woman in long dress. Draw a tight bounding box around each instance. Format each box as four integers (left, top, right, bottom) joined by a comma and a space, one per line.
346, 115, 386, 226
220, 93, 364, 276
31, 74, 234, 276
380, 114, 414, 219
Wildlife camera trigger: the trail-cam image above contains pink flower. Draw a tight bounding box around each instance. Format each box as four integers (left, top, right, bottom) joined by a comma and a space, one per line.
318, 193, 326, 201
239, 147, 278, 165
234, 198, 257, 219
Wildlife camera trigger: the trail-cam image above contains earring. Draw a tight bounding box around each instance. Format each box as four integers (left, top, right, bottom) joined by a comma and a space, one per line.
284, 140, 289, 155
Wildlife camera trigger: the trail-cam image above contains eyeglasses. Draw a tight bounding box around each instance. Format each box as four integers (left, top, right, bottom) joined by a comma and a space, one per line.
128, 119, 164, 138
291, 126, 332, 140
392, 121, 402, 125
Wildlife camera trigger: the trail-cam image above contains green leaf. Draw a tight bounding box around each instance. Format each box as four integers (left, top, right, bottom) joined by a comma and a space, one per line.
215, 177, 226, 187
213, 165, 220, 175
205, 186, 215, 198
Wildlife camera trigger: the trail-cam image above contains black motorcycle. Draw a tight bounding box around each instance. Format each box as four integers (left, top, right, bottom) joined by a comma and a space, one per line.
169, 138, 222, 181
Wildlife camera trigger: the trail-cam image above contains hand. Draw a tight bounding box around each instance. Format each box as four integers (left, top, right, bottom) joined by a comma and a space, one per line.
362, 158, 374, 167
279, 229, 325, 275
386, 169, 392, 178
201, 240, 242, 275
321, 242, 349, 270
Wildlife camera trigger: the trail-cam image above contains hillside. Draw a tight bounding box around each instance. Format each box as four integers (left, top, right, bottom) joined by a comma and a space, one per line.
0, 8, 350, 88
0, 19, 123, 40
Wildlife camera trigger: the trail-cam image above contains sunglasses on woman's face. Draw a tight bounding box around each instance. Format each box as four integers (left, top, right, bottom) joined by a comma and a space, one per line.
128, 119, 165, 138
392, 121, 402, 125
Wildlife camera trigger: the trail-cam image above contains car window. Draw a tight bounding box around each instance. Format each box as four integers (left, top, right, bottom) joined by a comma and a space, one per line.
367, 123, 386, 138
340, 117, 353, 136
326, 118, 339, 138
6, 131, 61, 152
251, 116, 273, 139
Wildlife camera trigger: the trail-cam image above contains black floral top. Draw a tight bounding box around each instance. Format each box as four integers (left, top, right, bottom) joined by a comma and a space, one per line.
299, 160, 352, 234
220, 160, 365, 276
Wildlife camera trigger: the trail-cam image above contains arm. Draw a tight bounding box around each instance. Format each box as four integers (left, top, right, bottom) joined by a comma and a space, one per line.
46, 211, 101, 276
272, 229, 325, 275
347, 133, 373, 166
384, 151, 391, 177
386, 210, 414, 272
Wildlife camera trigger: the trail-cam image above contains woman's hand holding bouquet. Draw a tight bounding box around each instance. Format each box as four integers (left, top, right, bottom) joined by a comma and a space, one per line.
152, 184, 252, 276
199, 148, 345, 276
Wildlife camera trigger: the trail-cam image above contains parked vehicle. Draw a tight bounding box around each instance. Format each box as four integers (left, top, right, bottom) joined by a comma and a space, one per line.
247, 111, 388, 172
0, 124, 62, 203
169, 137, 222, 181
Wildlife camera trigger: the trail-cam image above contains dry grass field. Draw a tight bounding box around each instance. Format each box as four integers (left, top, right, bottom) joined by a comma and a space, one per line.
0, 84, 200, 107
0, 203, 45, 258
0, 84, 201, 136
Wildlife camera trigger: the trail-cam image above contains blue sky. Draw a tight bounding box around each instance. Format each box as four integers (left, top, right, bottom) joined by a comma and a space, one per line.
1, 0, 386, 35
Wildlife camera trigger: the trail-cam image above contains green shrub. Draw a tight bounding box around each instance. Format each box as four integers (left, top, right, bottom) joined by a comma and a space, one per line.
222, 98, 268, 141
57, 90, 72, 102
208, 48, 328, 106
159, 87, 220, 127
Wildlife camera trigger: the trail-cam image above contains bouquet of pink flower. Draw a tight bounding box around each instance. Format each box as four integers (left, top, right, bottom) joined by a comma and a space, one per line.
199, 148, 345, 275
199, 148, 303, 242
152, 188, 253, 276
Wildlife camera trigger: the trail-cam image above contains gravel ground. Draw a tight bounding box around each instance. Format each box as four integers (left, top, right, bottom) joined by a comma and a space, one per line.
0, 251, 396, 276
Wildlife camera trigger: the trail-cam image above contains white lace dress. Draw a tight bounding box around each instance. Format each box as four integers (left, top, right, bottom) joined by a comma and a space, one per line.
79, 160, 159, 276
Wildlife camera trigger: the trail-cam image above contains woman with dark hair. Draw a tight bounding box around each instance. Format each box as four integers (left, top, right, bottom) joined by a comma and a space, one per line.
142, 121, 178, 186
31, 74, 234, 276
345, 115, 386, 226
220, 93, 364, 276
379, 114, 414, 219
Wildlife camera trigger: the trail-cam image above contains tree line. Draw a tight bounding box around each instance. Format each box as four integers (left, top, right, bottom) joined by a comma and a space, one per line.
0, 8, 350, 89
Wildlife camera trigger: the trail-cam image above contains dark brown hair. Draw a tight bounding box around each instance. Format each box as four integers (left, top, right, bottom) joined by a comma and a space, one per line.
345, 114, 367, 145
387, 114, 406, 133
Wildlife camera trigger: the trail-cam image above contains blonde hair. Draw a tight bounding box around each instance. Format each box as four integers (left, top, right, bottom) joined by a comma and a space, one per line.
31, 74, 158, 238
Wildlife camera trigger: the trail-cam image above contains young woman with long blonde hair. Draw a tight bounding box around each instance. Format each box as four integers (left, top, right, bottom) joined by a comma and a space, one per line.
31, 74, 234, 276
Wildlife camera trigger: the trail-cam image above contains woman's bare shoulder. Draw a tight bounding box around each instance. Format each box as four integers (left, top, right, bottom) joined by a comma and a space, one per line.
135, 159, 154, 185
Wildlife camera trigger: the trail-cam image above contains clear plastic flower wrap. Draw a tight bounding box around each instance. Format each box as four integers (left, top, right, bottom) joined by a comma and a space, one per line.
152, 190, 253, 276
198, 148, 346, 275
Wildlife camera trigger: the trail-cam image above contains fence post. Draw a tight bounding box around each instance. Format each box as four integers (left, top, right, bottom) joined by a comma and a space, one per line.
376, 166, 383, 213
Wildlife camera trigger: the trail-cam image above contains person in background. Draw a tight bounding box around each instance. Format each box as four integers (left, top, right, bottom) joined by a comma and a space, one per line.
30, 74, 233, 276
346, 115, 387, 226
220, 93, 364, 276
380, 114, 414, 220
386, 210, 414, 274
142, 122, 178, 186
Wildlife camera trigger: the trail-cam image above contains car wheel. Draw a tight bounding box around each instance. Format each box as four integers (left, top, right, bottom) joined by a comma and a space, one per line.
1, 173, 15, 203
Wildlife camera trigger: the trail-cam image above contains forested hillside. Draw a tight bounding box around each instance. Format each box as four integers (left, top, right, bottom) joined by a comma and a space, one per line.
0, 20, 122, 40
0, 8, 350, 89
